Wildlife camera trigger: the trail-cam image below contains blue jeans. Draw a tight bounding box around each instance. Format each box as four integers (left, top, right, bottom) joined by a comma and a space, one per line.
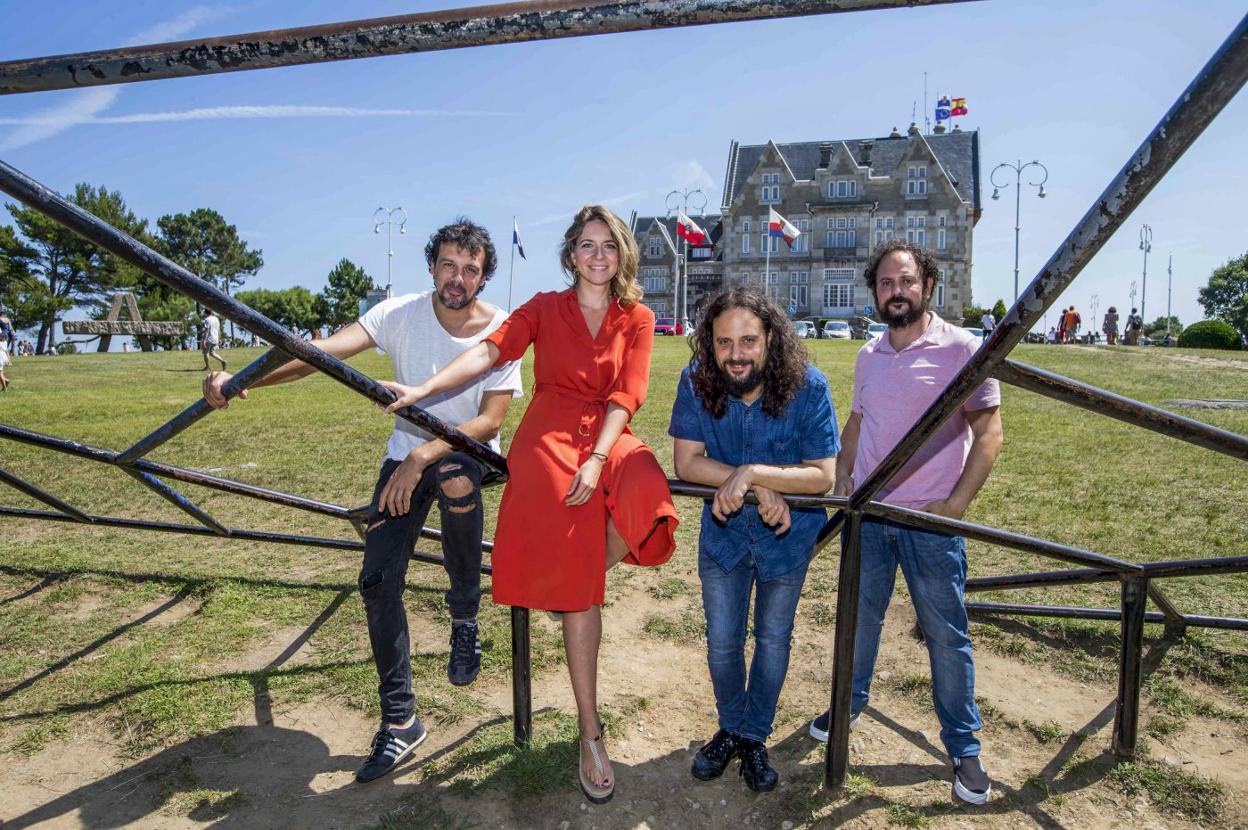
699, 548, 810, 743
851, 517, 981, 758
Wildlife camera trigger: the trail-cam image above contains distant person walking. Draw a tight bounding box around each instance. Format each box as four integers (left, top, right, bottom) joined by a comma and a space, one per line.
0, 312, 14, 354
0, 339, 11, 391
1102, 306, 1120, 345
1056, 311, 1067, 345
980, 311, 995, 340
1062, 306, 1081, 344
199, 311, 227, 371
1123, 307, 1143, 345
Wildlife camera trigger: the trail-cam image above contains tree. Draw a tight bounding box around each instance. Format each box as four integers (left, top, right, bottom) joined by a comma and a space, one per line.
0, 184, 149, 353
1142, 315, 1182, 341
991, 299, 1008, 321
962, 304, 988, 324
235, 287, 322, 338
318, 258, 375, 329
156, 209, 263, 343
1197, 251, 1248, 340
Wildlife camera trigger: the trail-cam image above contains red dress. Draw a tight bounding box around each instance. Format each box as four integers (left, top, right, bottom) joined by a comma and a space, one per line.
485, 289, 679, 611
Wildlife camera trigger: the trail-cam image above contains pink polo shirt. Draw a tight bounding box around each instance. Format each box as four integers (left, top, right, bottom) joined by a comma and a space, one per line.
851, 313, 1000, 509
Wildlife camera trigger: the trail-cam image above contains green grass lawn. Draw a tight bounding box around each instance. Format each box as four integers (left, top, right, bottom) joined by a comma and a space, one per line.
0, 338, 1245, 820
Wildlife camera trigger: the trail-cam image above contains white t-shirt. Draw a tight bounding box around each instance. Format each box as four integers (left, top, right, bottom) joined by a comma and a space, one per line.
359, 292, 523, 462
203, 315, 221, 344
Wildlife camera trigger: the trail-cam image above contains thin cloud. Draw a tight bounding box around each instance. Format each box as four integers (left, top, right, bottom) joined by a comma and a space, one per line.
0, 5, 231, 152
529, 191, 650, 227
0, 105, 507, 126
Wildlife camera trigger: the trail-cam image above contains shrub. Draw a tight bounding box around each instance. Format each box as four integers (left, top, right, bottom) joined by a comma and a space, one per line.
1178, 319, 1242, 350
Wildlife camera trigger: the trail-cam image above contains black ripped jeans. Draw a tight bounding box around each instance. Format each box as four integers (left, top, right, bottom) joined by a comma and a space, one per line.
359, 452, 486, 723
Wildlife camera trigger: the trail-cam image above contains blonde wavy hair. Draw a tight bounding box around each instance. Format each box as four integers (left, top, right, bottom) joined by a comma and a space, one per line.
559, 205, 642, 306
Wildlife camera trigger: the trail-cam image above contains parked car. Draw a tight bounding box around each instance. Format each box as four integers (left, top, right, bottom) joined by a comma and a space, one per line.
865, 322, 888, 338
849, 316, 875, 339
654, 317, 677, 336
792, 320, 816, 339
822, 320, 852, 340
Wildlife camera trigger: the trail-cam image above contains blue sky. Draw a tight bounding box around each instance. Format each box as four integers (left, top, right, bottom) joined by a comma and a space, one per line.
1, 0, 1246, 342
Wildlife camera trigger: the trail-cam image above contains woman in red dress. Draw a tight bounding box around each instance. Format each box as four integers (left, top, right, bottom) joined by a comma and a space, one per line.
380, 205, 678, 803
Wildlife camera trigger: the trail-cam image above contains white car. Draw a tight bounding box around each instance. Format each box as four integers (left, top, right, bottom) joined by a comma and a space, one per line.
792, 320, 816, 339
866, 323, 888, 338
822, 320, 851, 340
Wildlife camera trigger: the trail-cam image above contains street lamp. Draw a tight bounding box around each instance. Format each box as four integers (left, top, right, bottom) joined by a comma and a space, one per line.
373, 206, 407, 298
1090, 293, 1099, 344
1139, 224, 1153, 327
990, 159, 1049, 302
665, 187, 707, 328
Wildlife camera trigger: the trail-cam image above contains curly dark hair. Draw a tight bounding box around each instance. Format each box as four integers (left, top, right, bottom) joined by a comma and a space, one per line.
689, 287, 809, 419
862, 238, 939, 299
424, 217, 498, 283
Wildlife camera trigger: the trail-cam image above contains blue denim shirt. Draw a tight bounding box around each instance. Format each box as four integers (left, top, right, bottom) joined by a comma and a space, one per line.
669, 363, 840, 579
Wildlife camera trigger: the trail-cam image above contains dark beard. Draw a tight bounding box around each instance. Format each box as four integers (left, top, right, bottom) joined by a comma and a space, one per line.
879, 295, 927, 328
436, 285, 476, 310
721, 363, 764, 397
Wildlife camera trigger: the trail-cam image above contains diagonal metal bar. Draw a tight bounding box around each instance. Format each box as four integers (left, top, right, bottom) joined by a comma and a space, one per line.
1146, 584, 1186, 630
966, 553, 1248, 592
848, 10, 1248, 512
0, 467, 91, 523
995, 359, 1248, 461
123, 469, 230, 535
0, 422, 355, 519
864, 501, 1142, 573
0, 160, 508, 482
117, 347, 291, 464
0, 0, 980, 96
0, 507, 495, 573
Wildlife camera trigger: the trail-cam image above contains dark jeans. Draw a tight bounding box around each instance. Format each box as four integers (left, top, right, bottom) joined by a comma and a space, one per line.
360, 452, 486, 723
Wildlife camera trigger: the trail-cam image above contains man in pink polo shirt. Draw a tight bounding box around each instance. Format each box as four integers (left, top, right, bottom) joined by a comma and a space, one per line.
808, 239, 1003, 805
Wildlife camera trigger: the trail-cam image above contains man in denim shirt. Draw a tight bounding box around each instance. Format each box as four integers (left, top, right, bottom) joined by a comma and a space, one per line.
670, 288, 839, 792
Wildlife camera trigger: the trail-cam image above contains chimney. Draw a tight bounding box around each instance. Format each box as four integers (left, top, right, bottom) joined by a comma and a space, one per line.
889, 126, 902, 138
907, 122, 920, 136
858, 140, 873, 166
818, 142, 833, 168
952, 123, 962, 132
933, 122, 946, 134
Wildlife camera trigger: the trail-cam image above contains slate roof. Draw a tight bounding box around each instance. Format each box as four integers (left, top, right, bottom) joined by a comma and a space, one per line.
721, 129, 980, 212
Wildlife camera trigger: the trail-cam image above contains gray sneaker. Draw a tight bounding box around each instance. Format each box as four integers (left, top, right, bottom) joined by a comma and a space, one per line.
952, 755, 991, 804
808, 709, 861, 742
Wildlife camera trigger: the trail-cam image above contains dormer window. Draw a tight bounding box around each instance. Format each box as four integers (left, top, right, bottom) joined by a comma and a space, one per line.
759, 173, 781, 203
906, 165, 928, 196
647, 235, 662, 257
828, 179, 857, 199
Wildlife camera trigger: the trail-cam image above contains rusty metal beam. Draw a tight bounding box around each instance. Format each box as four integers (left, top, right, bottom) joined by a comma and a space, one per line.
848, 10, 1248, 511
0, 0, 979, 95
995, 359, 1248, 461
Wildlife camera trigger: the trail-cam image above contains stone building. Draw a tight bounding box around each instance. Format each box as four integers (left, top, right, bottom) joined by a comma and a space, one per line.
630, 214, 722, 321
718, 123, 981, 323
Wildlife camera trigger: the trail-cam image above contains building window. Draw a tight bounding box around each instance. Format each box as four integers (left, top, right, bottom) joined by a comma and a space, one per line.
790, 270, 809, 284
935, 271, 946, 308
643, 276, 665, 292
742, 220, 751, 233
651, 300, 667, 313
908, 165, 927, 179
885, 217, 894, 229
740, 271, 750, 284
760, 173, 780, 203
790, 219, 810, 253
906, 229, 926, 246
647, 236, 663, 258
906, 178, 928, 196
823, 280, 853, 309
827, 179, 858, 199
742, 234, 751, 255
937, 228, 947, 250
690, 246, 713, 260
938, 215, 947, 227
761, 234, 779, 254
790, 284, 808, 306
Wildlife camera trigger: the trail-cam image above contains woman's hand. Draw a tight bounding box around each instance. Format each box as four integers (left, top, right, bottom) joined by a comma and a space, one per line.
564, 455, 605, 507
379, 380, 429, 414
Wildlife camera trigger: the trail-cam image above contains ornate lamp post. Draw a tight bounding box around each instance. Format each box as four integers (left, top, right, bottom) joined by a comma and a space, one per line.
373, 206, 407, 298
990, 159, 1049, 302
1139, 224, 1153, 327
666, 187, 707, 329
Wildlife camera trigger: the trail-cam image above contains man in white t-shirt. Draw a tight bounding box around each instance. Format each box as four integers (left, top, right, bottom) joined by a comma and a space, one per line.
203, 219, 522, 782
200, 311, 227, 371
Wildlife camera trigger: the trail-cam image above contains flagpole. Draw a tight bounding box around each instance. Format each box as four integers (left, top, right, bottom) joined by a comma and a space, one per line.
508, 215, 516, 312
765, 211, 772, 295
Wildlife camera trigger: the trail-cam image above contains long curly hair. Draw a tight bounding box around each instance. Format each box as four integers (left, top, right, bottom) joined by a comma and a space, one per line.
689, 287, 809, 419
559, 205, 642, 306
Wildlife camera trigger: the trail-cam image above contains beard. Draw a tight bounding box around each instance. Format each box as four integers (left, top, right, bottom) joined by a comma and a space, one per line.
878, 293, 929, 328
719, 360, 764, 397
436, 283, 476, 310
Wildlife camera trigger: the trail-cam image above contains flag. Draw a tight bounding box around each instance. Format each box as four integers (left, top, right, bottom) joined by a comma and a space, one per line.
935, 106, 951, 121
768, 207, 800, 246
512, 218, 526, 260
676, 211, 707, 245
937, 96, 951, 108
951, 96, 968, 117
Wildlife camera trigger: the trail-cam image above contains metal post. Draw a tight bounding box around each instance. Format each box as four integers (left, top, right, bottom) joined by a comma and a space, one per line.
510, 606, 532, 747
1112, 576, 1148, 759
666, 188, 706, 327
824, 510, 863, 788
373, 207, 406, 298
1166, 254, 1173, 340
990, 159, 1048, 302
1139, 224, 1152, 328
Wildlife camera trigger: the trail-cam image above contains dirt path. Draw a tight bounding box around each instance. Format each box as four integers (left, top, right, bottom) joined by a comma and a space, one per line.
1, 586, 1243, 829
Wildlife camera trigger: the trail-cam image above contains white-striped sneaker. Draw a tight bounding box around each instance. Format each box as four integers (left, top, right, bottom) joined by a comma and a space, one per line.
355, 718, 428, 782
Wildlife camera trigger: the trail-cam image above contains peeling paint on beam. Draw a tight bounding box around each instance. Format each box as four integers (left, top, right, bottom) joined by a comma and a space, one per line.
0, 0, 979, 95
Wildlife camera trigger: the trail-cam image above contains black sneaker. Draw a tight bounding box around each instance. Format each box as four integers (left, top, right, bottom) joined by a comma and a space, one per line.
738, 738, 779, 792
691, 729, 740, 781
448, 620, 481, 686
354, 717, 428, 783
808, 709, 861, 742
952, 755, 991, 805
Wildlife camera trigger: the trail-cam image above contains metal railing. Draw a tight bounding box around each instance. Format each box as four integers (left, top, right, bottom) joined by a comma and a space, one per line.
0, 0, 1245, 793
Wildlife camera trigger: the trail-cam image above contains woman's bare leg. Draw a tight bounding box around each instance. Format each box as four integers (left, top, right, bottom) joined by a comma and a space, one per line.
606, 518, 629, 570
563, 607, 611, 789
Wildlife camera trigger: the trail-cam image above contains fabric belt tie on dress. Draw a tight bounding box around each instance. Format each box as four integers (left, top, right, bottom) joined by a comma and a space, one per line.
535, 382, 606, 437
